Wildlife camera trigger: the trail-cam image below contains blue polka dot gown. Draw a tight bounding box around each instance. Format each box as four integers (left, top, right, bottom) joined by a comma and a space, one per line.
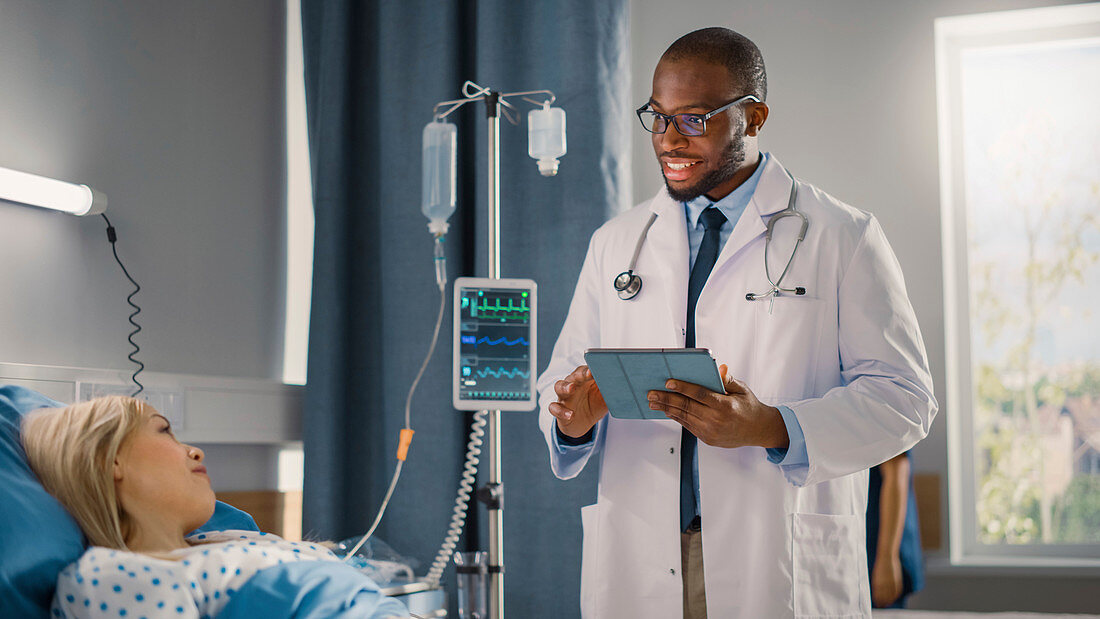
51, 530, 340, 618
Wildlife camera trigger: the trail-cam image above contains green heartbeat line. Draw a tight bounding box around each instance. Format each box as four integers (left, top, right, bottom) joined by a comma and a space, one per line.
474, 299, 529, 313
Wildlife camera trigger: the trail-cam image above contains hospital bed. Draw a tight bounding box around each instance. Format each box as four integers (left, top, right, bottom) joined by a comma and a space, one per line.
0, 384, 441, 618
9, 382, 1095, 618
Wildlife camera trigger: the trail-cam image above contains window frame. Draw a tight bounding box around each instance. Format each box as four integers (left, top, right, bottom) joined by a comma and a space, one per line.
936, 2, 1100, 567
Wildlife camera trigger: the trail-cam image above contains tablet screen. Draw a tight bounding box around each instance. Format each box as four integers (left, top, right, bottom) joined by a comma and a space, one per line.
584, 348, 724, 419
453, 277, 537, 411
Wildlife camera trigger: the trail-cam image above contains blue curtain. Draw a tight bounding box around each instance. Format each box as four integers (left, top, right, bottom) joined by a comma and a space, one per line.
301, 1, 629, 616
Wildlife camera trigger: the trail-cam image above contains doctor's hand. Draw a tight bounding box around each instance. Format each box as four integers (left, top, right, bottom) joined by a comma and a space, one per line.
548, 365, 608, 439
648, 364, 790, 449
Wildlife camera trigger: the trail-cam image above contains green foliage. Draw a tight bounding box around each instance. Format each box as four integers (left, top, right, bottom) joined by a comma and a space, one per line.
975, 361, 1100, 545
976, 365, 1015, 416
976, 416, 1042, 544
1054, 476, 1100, 543
1063, 363, 1100, 399
1034, 376, 1066, 410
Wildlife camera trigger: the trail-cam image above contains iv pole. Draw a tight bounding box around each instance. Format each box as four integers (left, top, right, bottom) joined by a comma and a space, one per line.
432, 81, 556, 619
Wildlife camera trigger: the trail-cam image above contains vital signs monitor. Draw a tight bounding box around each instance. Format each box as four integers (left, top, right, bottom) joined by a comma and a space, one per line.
453, 277, 537, 411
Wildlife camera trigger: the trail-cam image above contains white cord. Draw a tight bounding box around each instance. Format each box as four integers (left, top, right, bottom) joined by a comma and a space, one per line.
339, 234, 489, 589
343, 262, 448, 562
343, 460, 404, 559
424, 409, 487, 586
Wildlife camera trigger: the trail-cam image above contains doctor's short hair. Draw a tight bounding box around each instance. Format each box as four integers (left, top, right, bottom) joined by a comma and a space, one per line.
21, 396, 148, 550
661, 27, 768, 102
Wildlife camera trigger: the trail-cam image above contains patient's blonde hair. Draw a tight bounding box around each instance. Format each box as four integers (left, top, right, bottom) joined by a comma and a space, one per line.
21, 396, 147, 549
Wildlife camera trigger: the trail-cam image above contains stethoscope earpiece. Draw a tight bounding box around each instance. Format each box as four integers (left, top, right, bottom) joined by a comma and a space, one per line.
745, 173, 809, 302
745, 286, 806, 303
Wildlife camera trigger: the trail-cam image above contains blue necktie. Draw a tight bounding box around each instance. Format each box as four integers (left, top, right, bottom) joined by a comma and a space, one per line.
681, 206, 726, 532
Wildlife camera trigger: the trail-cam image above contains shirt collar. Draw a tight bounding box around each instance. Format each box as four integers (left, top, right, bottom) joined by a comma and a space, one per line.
684, 151, 770, 228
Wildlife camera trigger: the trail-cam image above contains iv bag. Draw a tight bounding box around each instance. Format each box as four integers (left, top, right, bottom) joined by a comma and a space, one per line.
422, 120, 457, 234
528, 104, 566, 176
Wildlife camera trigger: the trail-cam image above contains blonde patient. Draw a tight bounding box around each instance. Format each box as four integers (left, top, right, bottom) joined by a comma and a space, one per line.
22, 396, 214, 553
21, 396, 409, 618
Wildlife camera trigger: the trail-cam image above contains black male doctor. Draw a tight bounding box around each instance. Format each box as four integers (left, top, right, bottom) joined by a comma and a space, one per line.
537, 28, 936, 619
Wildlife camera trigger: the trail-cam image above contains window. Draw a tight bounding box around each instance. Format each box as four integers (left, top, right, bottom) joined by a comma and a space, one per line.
937, 3, 1100, 564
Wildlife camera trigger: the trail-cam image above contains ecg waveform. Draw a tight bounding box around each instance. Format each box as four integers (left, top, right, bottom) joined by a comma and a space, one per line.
463, 292, 530, 324
473, 298, 529, 313
461, 335, 529, 347
476, 367, 530, 379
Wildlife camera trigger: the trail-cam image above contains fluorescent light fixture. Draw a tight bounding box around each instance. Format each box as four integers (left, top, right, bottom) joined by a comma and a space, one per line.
0, 165, 107, 216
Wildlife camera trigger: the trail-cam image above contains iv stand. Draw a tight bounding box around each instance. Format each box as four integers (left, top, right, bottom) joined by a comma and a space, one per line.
433, 81, 556, 619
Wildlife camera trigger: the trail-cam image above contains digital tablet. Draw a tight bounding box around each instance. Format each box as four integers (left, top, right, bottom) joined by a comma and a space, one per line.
453, 277, 537, 411
583, 348, 724, 420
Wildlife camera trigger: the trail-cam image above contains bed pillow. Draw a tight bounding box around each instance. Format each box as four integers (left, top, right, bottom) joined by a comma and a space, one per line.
0, 384, 83, 618
0, 384, 259, 618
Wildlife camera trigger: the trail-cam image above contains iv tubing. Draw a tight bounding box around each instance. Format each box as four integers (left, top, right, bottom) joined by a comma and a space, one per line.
343, 245, 448, 562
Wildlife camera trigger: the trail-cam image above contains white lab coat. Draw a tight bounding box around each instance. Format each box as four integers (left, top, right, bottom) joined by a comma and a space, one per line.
537, 155, 936, 618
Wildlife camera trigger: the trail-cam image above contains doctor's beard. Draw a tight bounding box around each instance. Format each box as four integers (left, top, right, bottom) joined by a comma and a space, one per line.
662, 131, 746, 203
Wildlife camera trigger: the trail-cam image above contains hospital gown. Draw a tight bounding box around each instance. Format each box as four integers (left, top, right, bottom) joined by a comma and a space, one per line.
50, 530, 407, 618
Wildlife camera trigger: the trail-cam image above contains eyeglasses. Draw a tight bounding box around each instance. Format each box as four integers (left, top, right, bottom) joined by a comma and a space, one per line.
636, 94, 761, 136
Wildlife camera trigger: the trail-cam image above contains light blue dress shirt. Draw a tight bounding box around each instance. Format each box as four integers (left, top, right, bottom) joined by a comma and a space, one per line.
553, 152, 808, 492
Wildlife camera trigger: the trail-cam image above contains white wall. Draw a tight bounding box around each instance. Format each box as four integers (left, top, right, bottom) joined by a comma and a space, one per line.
0, 0, 286, 380
630, 0, 1096, 613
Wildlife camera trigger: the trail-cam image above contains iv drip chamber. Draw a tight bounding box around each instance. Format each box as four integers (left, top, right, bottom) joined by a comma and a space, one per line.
422, 120, 457, 235
528, 103, 566, 176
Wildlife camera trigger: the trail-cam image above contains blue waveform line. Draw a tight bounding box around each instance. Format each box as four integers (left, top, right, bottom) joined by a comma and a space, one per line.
476, 367, 530, 379
475, 336, 529, 347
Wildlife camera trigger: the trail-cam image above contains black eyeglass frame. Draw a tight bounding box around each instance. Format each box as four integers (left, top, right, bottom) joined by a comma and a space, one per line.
636, 94, 761, 136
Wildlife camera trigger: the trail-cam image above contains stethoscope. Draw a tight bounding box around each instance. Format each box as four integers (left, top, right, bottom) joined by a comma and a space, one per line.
613, 172, 808, 301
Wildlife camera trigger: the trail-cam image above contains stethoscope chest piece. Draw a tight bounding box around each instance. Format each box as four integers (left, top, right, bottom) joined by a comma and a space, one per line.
614, 270, 642, 300
613, 212, 659, 301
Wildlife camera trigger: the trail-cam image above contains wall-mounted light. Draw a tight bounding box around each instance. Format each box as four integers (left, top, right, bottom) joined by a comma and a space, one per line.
0, 165, 107, 216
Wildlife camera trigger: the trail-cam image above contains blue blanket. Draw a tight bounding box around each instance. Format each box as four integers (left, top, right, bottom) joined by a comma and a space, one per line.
52, 531, 409, 619
217, 560, 409, 619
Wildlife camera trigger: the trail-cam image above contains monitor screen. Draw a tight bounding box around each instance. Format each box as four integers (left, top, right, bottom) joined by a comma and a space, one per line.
453, 278, 536, 411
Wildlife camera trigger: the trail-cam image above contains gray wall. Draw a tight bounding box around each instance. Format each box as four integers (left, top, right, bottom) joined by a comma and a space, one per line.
631, 0, 1096, 613
0, 0, 286, 381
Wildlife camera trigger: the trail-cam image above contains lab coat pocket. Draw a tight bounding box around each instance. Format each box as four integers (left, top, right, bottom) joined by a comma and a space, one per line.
579, 503, 600, 618
752, 297, 825, 402
791, 512, 867, 618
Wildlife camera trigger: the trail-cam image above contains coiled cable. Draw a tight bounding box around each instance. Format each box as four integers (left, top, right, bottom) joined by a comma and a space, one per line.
425, 408, 486, 586
101, 214, 145, 396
